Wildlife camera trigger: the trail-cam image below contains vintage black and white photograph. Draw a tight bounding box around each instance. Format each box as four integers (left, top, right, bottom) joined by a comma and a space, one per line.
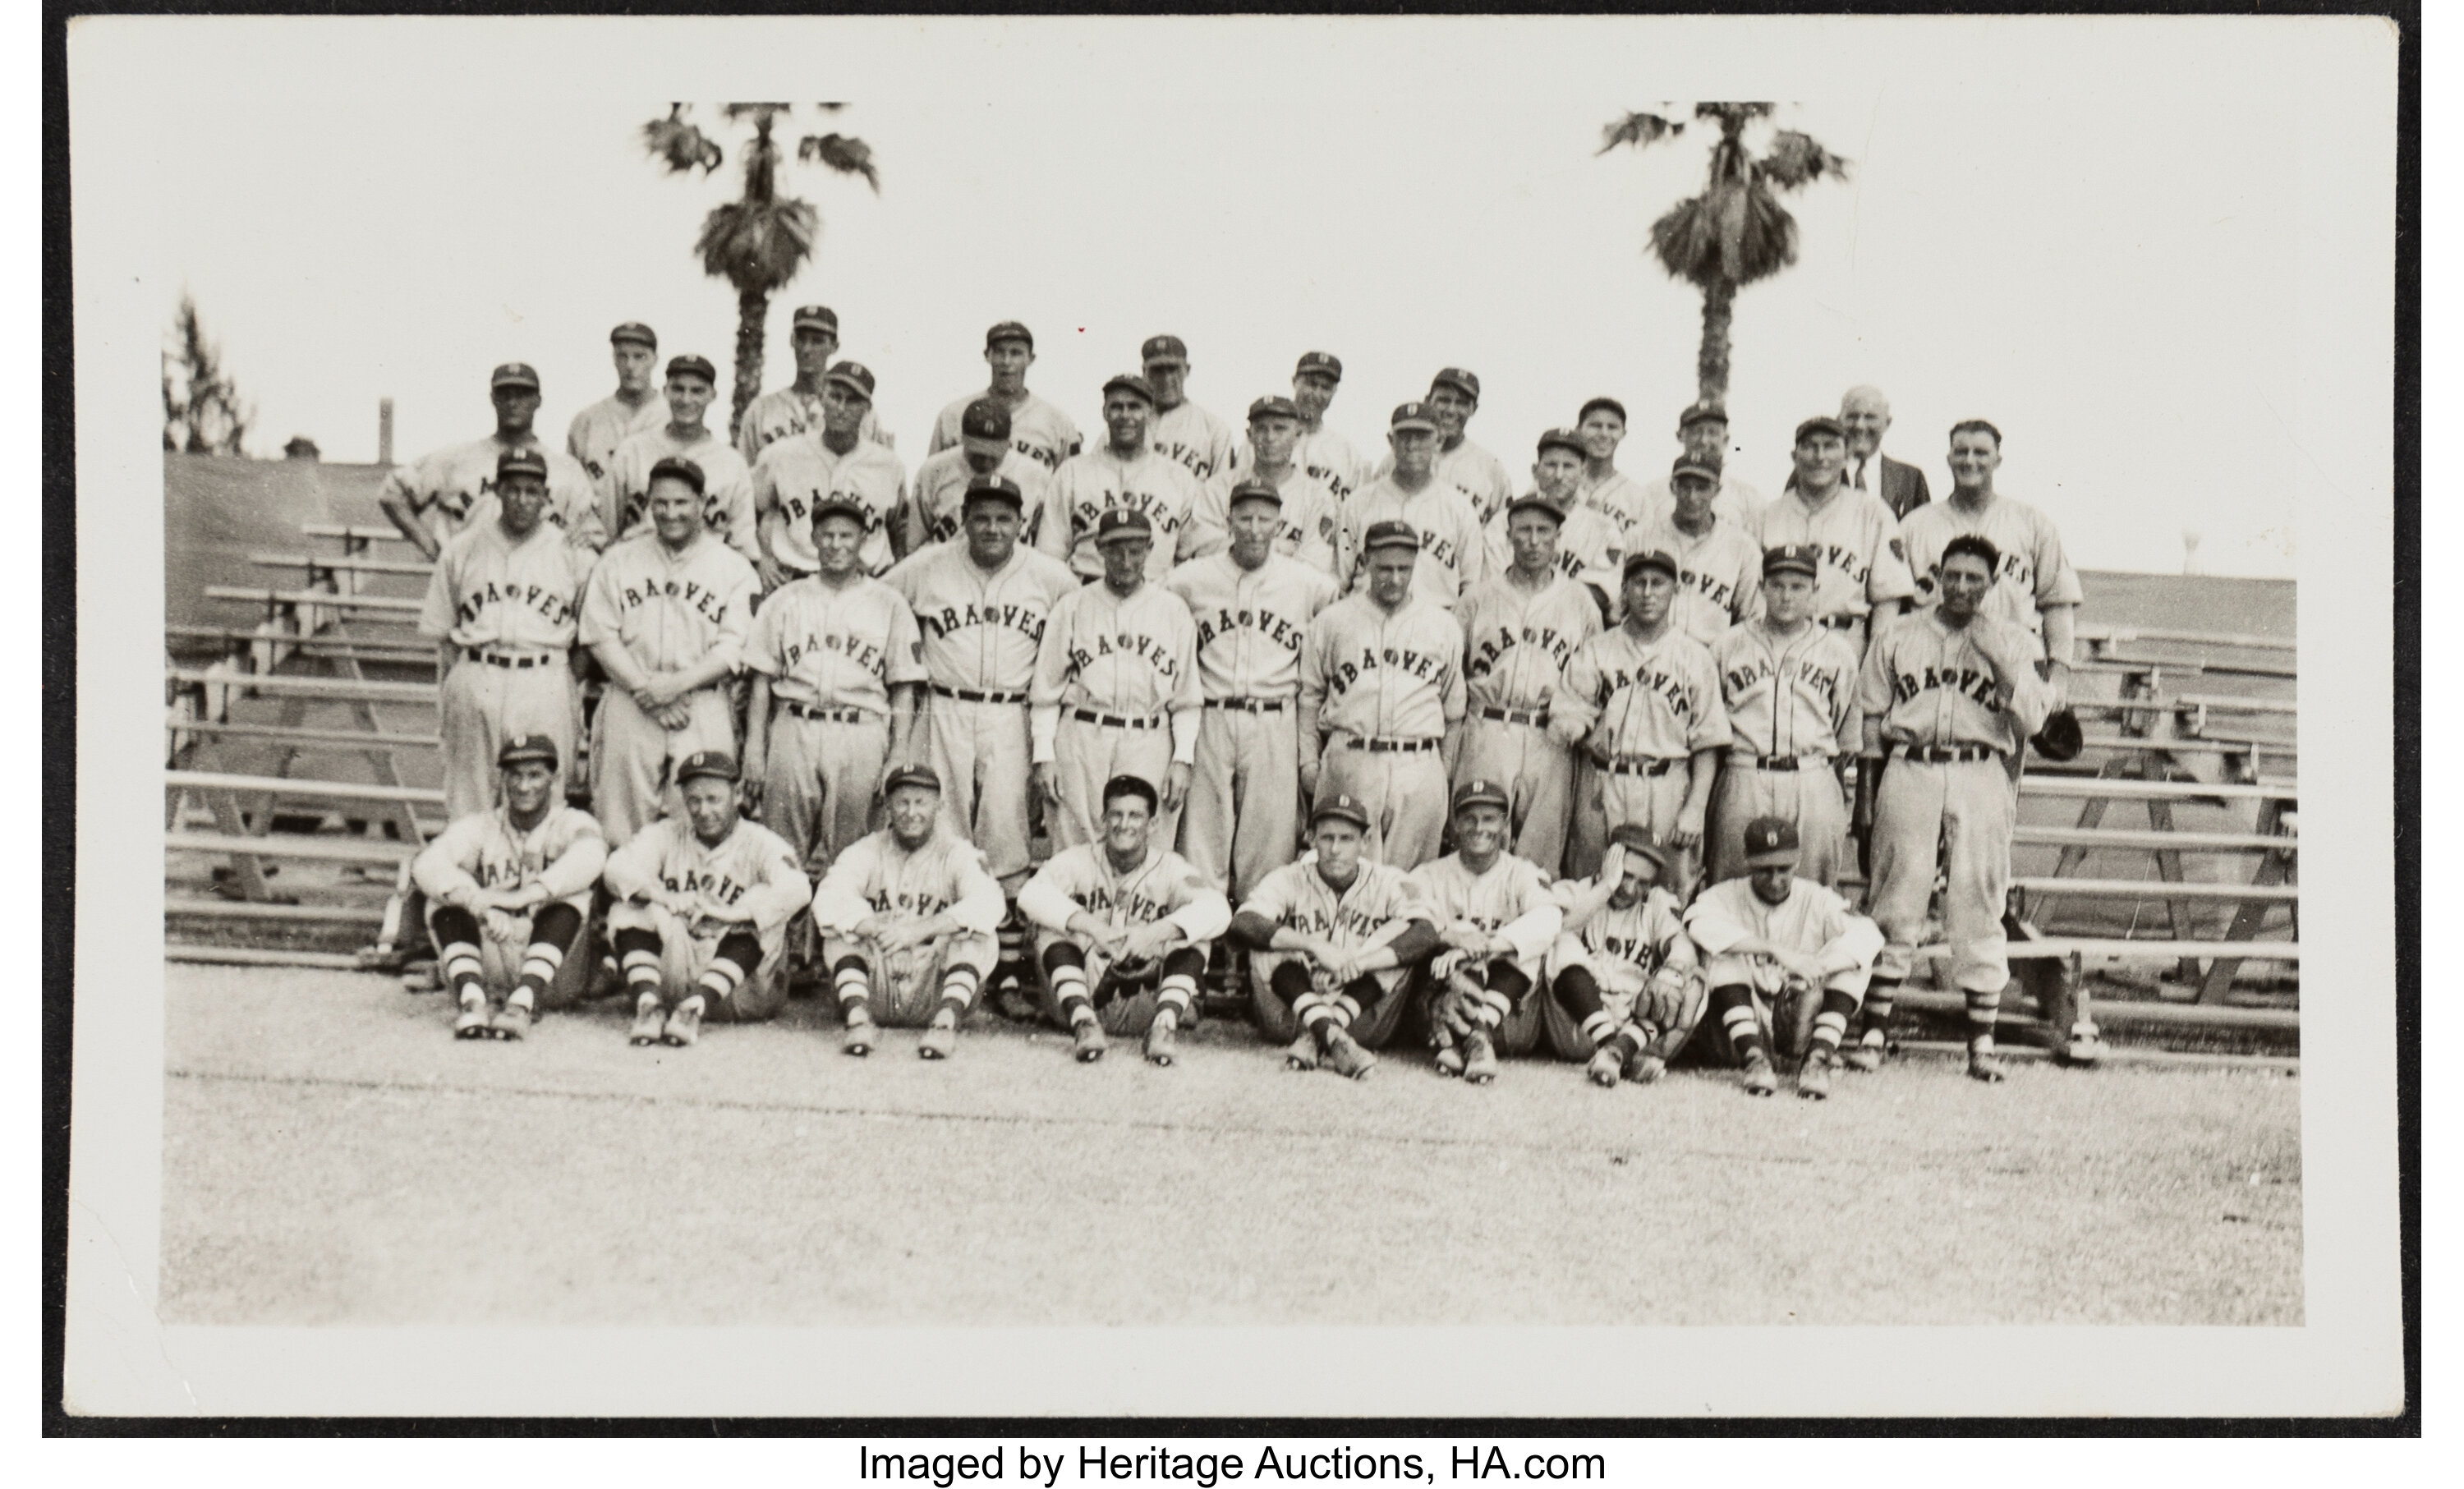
63, 12, 2404, 1418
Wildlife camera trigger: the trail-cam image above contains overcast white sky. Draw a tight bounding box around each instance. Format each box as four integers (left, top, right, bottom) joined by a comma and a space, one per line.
82, 13, 2397, 577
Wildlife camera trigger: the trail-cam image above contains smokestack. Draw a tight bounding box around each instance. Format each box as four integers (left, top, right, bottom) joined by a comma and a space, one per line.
378, 398, 395, 465
2181, 528, 2204, 577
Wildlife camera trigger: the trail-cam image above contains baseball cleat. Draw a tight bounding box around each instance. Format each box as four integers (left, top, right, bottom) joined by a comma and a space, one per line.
1322, 1027, 1377, 1081
1433, 1042, 1466, 1078
1631, 1053, 1669, 1084
1143, 1012, 1179, 1067
1462, 1029, 1500, 1085
628, 994, 666, 1046
1586, 1045, 1624, 1088
453, 995, 492, 1040
840, 1013, 876, 1057
1839, 1038, 1884, 1074
661, 999, 703, 1048
1071, 1015, 1108, 1063
1283, 1030, 1321, 1072
490, 1000, 534, 1041
1795, 1048, 1833, 1100
1740, 1049, 1779, 1096
917, 1017, 958, 1060
1967, 1050, 2009, 1084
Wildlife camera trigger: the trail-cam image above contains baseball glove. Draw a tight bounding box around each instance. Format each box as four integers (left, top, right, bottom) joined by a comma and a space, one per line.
1636, 968, 1694, 1033
868, 938, 944, 1026
1770, 976, 1822, 1063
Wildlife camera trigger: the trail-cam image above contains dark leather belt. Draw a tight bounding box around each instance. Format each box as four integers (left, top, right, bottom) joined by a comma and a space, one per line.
932, 683, 1029, 705
1895, 744, 2004, 764
466, 650, 560, 670
1477, 705, 1550, 728
783, 701, 876, 724
1343, 735, 1439, 754
1737, 753, 1827, 771
1205, 697, 1289, 714
1071, 708, 1164, 731
1604, 756, 1680, 777
1819, 614, 1864, 631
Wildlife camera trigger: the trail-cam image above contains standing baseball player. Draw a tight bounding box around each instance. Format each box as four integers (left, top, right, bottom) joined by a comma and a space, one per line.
577, 457, 760, 848
605, 355, 761, 567
1837, 384, 1931, 522
1542, 828, 1703, 1088
748, 359, 909, 589
1551, 549, 1734, 886
378, 362, 600, 560
1571, 397, 1649, 539
1019, 774, 1232, 1066
1285, 351, 1368, 503
741, 500, 926, 875
736, 304, 891, 466
905, 399, 1054, 551
412, 734, 608, 1041
1191, 397, 1345, 577
809, 765, 1008, 1060
1416, 367, 1516, 524
1852, 535, 2054, 1082
1037, 373, 1205, 582
1140, 334, 1239, 486
1639, 402, 1765, 533
1345, 402, 1487, 609
1896, 420, 2082, 706
1299, 522, 1467, 871
417, 447, 595, 820
1225, 793, 1442, 1078
1030, 508, 1202, 852
603, 751, 812, 1047
1685, 816, 1885, 1099
1708, 545, 1863, 888
1632, 455, 1764, 645
1163, 478, 1342, 903
566, 322, 669, 497
927, 320, 1083, 476
1754, 414, 1918, 655
1457, 488, 1603, 875
1480, 429, 1625, 613
1409, 779, 1564, 1085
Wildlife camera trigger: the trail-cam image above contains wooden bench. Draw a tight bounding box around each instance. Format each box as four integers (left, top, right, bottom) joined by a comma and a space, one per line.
167, 831, 419, 866
168, 669, 439, 705
165, 770, 444, 807
2016, 825, 2294, 853
204, 585, 425, 618
301, 522, 416, 545
251, 551, 437, 579
168, 718, 440, 752
167, 624, 441, 668
164, 898, 388, 925
2012, 875, 2295, 903
2078, 624, 2294, 654
2022, 775, 2296, 802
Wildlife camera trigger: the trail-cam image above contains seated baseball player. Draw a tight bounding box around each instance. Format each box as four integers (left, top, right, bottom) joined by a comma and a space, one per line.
809, 765, 1008, 1060
1681, 815, 1883, 1100
1017, 774, 1231, 1067
1225, 793, 1442, 1080
411, 734, 609, 1041
1542, 826, 1703, 1089
601, 751, 814, 1049
1409, 779, 1564, 1086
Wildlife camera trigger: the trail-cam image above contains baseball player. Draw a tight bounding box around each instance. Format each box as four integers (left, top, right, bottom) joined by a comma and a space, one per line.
1838, 384, 1931, 522
1140, 334, 1239, 485
603, 751, 812, 1046
1018, 774, 1232, 1066
748, 359, 909, 588
377, 362, 600, 560
1480, 428, 1624, 613
809, 765, 1007, 1059
1572, 397, 1649, 538
1896, 420, 2082, 701
1457, 489, 1604, 875
1030, 508, 1202, 852
1409, 779, 1564, 1085
885, 475, 1081, 894
416, 447, 595, 820
411, 734, 608, 1041
1285, 351, 1368, 503
1542, 828, 1703, 1088
1190, 397, 1345, 577
906, 399, 1054, 551
1754, 414, 1917, 655
577, 457, 761, 848
1037, 373, 1206, 582
1345, 402, 1487, 609
1417, 367, 1517, 524
566, 322, 669, 495
1853, 534, 2054, 1083
1163, 478, 1342, 903
1225, 793, 1442, 1078
1551, 549, 1734, 886
741, 500, 926, 874
605, 355, 761, 566
1632, 455, 1764, 645
1299, 521, 1468, 871
736, 304, 891, 466
927, 320, 1083, 476
1639, 402, 1765, 533
1685, 816, 1884, 1099
1708, 545, 1863, 888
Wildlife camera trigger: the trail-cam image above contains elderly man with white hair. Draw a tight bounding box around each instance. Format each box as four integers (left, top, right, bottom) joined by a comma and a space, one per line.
1837, 384, 1931, 522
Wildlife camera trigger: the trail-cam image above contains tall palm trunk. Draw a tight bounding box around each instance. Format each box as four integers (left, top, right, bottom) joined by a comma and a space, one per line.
730, 287, 767, 442
1696, 275, 1736, 405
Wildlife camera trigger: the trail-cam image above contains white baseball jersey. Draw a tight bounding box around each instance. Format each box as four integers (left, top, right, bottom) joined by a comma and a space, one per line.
1408, 850, 1563, 977
811, 825, 1006, 937
1632, 512, 1765, 645
1295, 425, 1370, 504
742, 573, 926, 711
1163, 551, 1341, 701
1754, 486, 1918, 622
576, 530, 760, 675
418, 515, 592, 652
1685, 874, 1882, 969
1150, 400, 1240, 486
1580, 468, 1653, 540
928, 391, 1083, 476
1482, 500, 1625, 603
1382, 438, 1515, 525
605, 425, 761, 567
1237, 852, 1430, 953
1712, 618, 1862, 761
736, 386, 890, 468
1343, 476, 1488, 609
1855, 609, 2053, 755
750, 431, 910, 576
1030, 581, 1202, 763
885, 541, 1080, 692
1299, 592, 1467, 755
1036, 446, 1206, 581
1896, 493, 2085, 654
382, 435, 600, 550
1019, 842, 1233, 944
1551, 624, 1733, 761
1190, 462, 1345, 577
602, 816, 813, 937
412, 803, 608, 910
1642, 471, 1766, 533
1551, 879, 1697, 983
906, 446, 1054, 550
1460, 572, 1604, 714
567, 393, 669, 493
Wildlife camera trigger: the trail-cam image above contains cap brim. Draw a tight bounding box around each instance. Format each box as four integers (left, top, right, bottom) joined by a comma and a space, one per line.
1312, 809, 1370, 831
1096, 530, 1153, 545
1744, 850, 1800, 868
825, 379, 872, 399
1390, 419, 1439, 434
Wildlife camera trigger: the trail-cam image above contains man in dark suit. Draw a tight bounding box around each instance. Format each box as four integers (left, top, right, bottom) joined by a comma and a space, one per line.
1839, 385, 1931, 521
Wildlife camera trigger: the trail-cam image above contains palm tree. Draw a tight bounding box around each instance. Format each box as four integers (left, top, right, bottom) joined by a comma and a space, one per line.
1597, 103, 1850, 405
641, 103, 880, 439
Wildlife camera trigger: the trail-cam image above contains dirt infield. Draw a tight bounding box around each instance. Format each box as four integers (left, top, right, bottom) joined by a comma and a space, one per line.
159, 963, 2301, 1328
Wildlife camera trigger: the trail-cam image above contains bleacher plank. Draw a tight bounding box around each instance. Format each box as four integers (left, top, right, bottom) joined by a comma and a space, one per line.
2077, 624, 2296, 653
165, 898, 388, 924
1894, 986, 2298, 1032
2016, 825, 2293, 852
166, 625, 440, 665
167, 770, 445, 807
168, 719, 440, 751
301, 523, 415, 545
166, 945, 371, 970
2021, 776, 2296, 802
168, 669, 439, 704
2173, 693, 2298, 716
168, 831, 418, 866
1961, 939, 2301, 963
250, 551, 437, 578
204, 586, 425, 614
2011, 875, 2295, 903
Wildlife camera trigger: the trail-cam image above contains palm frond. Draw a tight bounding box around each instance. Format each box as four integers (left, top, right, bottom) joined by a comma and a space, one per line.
722, 103, 791, 124
641, 110, 722, 175
1758, 130, 1852, 191
1648, 195, 1726, 288
695, 195, 821, 295
799, 132, 880, 192
814, 101, 848, 113
1597, 110, 1684, 155
1731, 187, 1801, 287
1694, 101, 1775, 128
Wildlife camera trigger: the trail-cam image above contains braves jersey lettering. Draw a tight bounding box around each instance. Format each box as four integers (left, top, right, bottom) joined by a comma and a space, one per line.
737, 387, 889, 467
811, 828, 1005, 938
1038, 447, 1203, 581
1344, 476, 1488, 609
1754, 487, 1916, 620
384, 435, 600, 549
569, 393, 670, 486
419, 518, 593, 651
412, 804, 606, 906
1458, 573, 1603, 713
602, 816, 811, 935
1855, 610, 2053, 753
1300, 593, 1467, 749
928, 392, 1083, 475
607, 426, 761, 566
577, 531, 758, 675
1150, 401, 1239, 485
908, 447, 1053, 549
1163, 553, 1341, 702
1552, 626, 1732, 759
885, 543, 1079, 692
752, 433, 909, 576
1896, 494, 2084, 650
1239, 855, 1427, 948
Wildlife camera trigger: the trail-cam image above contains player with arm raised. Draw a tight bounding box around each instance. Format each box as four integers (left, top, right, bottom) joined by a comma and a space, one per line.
1409, 779, 1564, 1085
736, 305, 891, 467
927, 320, 1083, 476
1707, 545, 1862, 888
1542, 828, 1703, 1089
378, 362, 600, 561
567, 323, 669, 498
748, 360, 908, 591
605, 355, 761, 568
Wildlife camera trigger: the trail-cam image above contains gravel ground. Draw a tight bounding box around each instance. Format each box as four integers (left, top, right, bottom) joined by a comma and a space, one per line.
159, 963, 2302, 1327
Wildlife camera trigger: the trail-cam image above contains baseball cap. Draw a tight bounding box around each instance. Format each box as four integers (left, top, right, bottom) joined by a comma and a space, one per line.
1311, 793, 1371, 832
1388, 401, 1440, 433
1741, 815, 1800, 867
1762, 544, 1819, 579
1225, 477, 1283, 511
1101, 372, 1157, 407
1605, 823, 1669, 871
884, 764, 944, 796
496, 733, 559, 770
1505, 491, 1566, 525
675, 750, 740, 785
985, 320, 1035, 351
1247, 395, 1301, 423
1139, 333, 1188, 366
1360, 520, 1421, 555
1095, 508, 1154, 545
666, 354, 719, 385
1623, 548, 1680, 581
1671, 456, 1722, 485
608, 322, 657, 351
646, 455, 706, 495
1794, 415, 1847, 445
1676, 400, 1729, 431
810, 496, 868, 527
1451, 778, 1509, 815
963, 473, 1025, 508
791, 304, 839, 335
960, 398, 1012, 443
1430, 367, 1481, 401
1536, 427, 1587, 461
1101, 773, 1161, 812
490, 362, 540, 392
825, 361, 876, 400
494, 447, 549, 481
1294, 351, 1343, 383
1578, 396, 1627, 426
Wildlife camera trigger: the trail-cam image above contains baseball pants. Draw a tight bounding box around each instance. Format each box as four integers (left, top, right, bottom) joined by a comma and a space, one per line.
1455, 716, 1574, 875
605, 901, 788, 1021
1541, 958, 1708, 1063
1869, 755, 2015, 994
438, 655, 577, 820
1566, 759, 1694, 886
425, 894, 593, 1009
760, 711, 889, 873
1037, 938, 1208, 1037
1315, 735, 1448, 870
1708, 756, 1850, 887
589, 683, 738, 848
1050, 715, 1177, 853
1180, 703, 1301, 904
1250, 957, 1414, 1050
822, 930, 1000, 1027
925, 694, 1036, 889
